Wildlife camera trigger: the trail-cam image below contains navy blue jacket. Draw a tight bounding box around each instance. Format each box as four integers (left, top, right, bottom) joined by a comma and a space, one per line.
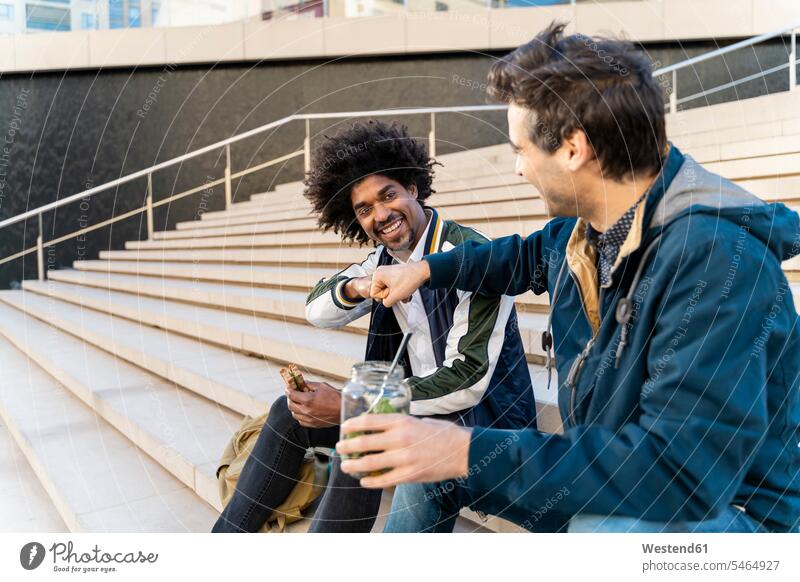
425, 145, 800, 532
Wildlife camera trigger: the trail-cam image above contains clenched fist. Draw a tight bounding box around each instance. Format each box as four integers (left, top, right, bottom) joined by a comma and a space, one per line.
369, 261, 431, 307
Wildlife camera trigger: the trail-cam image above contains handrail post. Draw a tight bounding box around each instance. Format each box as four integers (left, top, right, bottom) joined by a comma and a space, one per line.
224, 143, 232, 209
670, 70, 678, 113
304, 119, 311, 173
428, 112, 436, 158
36, 213, 45, 281
791, 28, 797, 91
146, 173, 154, 240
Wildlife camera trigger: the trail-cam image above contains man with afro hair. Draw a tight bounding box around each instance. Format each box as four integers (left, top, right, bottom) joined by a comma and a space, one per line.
212, 120, 537, 533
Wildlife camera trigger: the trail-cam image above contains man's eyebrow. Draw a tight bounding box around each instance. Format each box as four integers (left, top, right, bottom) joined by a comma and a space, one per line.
509, 140, 520, 152
376, 184, 393, 198
353, 184, 394, 212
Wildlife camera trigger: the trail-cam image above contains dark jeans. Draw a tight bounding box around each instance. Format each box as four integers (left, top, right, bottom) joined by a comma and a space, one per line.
212, 395, 382, 533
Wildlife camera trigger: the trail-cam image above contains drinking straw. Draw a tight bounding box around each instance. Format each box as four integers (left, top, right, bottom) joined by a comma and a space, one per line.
366, 331, 412, 413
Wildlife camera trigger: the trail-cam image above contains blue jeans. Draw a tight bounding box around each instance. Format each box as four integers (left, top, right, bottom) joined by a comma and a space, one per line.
385, 481, 767, 533
384, 480, 568, 533
567, 506, 768, 533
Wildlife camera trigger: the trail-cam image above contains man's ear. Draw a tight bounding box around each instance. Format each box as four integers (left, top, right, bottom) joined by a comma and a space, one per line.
408, 184, 418, 199
562, 129, 595, 173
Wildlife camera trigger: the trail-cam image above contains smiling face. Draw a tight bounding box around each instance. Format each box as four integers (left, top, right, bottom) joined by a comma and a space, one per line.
508, 102, 581, 217
350, 174, 428, 254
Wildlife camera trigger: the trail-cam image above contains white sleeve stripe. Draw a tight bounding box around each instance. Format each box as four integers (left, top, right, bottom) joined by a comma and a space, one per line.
410, 295, 515, 416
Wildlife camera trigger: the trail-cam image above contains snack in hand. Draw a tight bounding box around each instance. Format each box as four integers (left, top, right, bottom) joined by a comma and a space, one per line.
279, 364, 309, 392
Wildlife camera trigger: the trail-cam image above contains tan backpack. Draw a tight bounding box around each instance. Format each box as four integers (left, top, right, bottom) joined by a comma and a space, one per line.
217, 411, 328, 532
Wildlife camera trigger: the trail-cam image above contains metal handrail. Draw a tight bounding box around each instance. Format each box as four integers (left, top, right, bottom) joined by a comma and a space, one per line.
0, 103, 507, 280
655, 21, 800, 75
0, 104, 506, 233
654, 20, 799, 112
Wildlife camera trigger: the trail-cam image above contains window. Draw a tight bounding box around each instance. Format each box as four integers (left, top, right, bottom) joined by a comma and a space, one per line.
81, 12, 96, 30
129, 0, 140, 27
26, 5, 71, 31
0, 3, 13, 21
109, 0, 124, 28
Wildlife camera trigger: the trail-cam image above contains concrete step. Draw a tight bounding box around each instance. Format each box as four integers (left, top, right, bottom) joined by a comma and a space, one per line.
250, 160, 518, 202
736, 177, 800, 199
0, 418, 68, 532
102, 225, 800, 276
74, 260, 333, 290
705, 151, 800, 181
158, 201, 548, 248
249, 170, 530, 203
0, 300, 237, 514
252, 147, 800, 212
0, 298, 456, 533
182, 197, 545, 231
0, 333, 218, 532
19, 279, 365, 380
99, 246, 369, 267
194, 165, 800, 235
666, 91, 800, 139
176, 214, 317, 232
227, 175, 539, 218
68, 260, 550, 313
242, 194, 311, 211
165, 211, 545, 243
206, 198, 547, 230
130, 229, 346, 250
0, 291, 296, 416
140, 191, 800, 250
171, 213, 546, 246
78, 255, 546, 302
43, 269, 552, 361
47, 269, 370, 333
0, 289, 321, 420
200, 205, 314, 223
12, 276, 556, 403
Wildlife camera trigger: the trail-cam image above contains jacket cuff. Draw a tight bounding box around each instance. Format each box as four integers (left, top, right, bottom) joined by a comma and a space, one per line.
332, 278, 366, 309
425, 250, 461, 290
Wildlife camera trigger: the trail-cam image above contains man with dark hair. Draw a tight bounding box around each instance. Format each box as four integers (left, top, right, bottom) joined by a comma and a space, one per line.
212, 120, 536, 533
339, 23, 800, 533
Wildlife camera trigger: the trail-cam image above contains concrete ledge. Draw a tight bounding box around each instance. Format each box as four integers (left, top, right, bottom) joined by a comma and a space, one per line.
3, 1, 798, 74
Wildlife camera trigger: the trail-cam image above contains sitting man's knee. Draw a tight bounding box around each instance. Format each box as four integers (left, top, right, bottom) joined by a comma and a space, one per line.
267, 394, 296, 429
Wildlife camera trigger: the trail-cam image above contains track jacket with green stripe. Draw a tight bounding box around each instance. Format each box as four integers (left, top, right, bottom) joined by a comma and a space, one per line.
305, 207, 536, 429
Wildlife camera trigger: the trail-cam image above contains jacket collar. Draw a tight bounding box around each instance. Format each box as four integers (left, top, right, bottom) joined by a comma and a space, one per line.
422, 207, 445, 257
564, 144, 685, 332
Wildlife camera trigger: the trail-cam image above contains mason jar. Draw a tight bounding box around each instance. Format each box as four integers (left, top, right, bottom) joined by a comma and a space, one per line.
340, 361, 412, 478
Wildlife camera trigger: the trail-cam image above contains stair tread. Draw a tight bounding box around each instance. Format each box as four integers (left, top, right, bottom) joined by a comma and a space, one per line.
17, 280, 365, 379
0, 295, 529, 533
0, 300, 240, 511
0, 333, 218, 532
0, 418, 68, 532
0, 289, 327, 417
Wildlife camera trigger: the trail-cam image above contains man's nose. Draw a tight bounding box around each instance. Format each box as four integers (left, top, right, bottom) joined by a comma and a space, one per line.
374, 202, 391, 223
515, 155, 524, 177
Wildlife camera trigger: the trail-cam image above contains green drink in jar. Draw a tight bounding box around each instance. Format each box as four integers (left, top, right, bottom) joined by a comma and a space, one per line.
340, 361, 411, 478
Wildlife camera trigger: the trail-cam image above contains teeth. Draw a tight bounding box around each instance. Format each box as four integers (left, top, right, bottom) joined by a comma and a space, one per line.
381, 219, 402, 234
